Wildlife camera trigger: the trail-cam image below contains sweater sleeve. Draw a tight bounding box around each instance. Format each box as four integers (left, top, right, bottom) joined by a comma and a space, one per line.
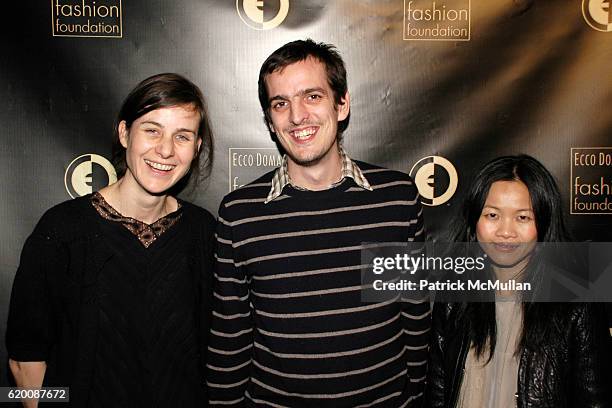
207, 201, 253, 406
197, 209, 217, 391
6, 222, 66, 362
401, 190, 432, 403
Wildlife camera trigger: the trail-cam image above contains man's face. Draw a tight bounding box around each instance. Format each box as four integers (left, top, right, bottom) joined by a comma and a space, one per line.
265, 57, 349, 168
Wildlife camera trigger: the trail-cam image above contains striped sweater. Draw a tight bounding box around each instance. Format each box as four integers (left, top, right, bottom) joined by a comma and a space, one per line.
207, 161, 431, 407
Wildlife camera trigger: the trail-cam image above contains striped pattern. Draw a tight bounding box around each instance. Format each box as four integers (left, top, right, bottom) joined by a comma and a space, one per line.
207, 161, 430, 407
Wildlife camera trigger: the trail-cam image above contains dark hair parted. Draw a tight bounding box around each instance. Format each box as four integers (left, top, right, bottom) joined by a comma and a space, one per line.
258, 39, 350, 136
111, 73, 214, 186
450, 154, 571, 361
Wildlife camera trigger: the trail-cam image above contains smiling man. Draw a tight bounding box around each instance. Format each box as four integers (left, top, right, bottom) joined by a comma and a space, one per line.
207, 39, 430, 407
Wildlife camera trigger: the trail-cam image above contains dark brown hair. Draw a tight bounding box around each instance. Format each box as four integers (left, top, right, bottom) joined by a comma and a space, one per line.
258, 39, 350, 136
112, 73, 214, 185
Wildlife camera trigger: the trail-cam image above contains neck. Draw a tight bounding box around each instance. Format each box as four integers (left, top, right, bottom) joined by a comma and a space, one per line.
492, 258, 528, 298
99, 174, 176, 224
287, 147, 343, 191
492, 257, 529, 282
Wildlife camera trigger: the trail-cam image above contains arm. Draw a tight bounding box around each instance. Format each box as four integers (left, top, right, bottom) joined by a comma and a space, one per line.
571, 303, 611, 407
6, 223, 63, 408
8, 360, 46, 408
402, 296, 432, 404
422, 303, 449, 408
402, 192, 432, 404
198, 210, 217, 399
206, 201, 253, 406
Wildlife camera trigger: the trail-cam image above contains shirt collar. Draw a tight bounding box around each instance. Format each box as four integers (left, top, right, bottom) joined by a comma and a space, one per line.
265, 148, 372, 203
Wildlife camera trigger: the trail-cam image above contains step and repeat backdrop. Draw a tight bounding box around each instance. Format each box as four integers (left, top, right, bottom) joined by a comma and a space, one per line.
1, 0, 611, 385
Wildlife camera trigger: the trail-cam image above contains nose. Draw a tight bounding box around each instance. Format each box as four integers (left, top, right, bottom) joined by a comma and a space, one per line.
495, 218, 517, 239
156, 135, 174, 158
289, 99, 309, 125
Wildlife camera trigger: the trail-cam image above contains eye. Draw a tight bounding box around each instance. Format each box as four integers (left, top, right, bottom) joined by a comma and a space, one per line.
306, 94, 322, 102
145, 128, 159, 135
176, 134, 191, 142
517, 215, 533, 222
483, 212, 498, 220
271, 101, 288, 111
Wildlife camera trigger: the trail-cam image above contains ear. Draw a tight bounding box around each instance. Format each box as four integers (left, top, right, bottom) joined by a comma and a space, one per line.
118, 121, 129, 148
196, 137, 202, 153
267, 121, 276, 134
337, 91, 350, 121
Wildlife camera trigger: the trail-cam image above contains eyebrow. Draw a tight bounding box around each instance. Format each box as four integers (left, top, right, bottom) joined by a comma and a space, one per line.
140, 121, 196, 134
141, 120, 163, 127
483, 205, 533, 212
268, 87, 328, 103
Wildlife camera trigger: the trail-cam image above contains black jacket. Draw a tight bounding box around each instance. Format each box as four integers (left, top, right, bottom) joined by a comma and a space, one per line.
424, 302, 611, 408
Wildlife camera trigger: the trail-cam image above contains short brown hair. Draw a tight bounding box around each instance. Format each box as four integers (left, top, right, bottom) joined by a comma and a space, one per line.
258, 39, 350, 135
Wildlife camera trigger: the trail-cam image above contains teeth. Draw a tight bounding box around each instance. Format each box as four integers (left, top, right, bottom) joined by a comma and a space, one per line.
145, 159, 175, 171
293, 128, 316, 139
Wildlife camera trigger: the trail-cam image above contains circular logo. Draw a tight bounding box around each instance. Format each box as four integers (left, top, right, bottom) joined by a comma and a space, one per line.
409, 156, 458, 206
582, 0, 612, 32
236, 0, 290, 30
64, 154, 117, 198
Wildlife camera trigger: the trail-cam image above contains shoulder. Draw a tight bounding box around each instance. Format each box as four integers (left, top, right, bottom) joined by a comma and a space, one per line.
180, 200, 216, 231
223, 170, 275, 202
532, 303, 607, 338
39, 195, 93, 220
354, 160, 420, 201
555, 304, 611, 363
432, 302, 463, 321
354, 160, 417, 186
33, 195, 97, 240
217, 169, 276, 216
564, 303, 607, 325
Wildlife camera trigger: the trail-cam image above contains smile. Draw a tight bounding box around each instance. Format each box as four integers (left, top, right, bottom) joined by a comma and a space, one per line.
492, 243, 521, 252
290, 127, 317, 140
144, 159, 175, 171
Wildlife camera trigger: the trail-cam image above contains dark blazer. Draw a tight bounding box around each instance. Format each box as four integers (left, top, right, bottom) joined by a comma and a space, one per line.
425, 302, 611, 408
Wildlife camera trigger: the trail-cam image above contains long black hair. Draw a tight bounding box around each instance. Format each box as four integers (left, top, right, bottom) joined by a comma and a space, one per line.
451, 154, 571, 360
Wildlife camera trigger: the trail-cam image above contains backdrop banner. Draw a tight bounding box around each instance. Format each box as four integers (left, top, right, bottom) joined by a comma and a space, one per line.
1, 0, 611, 386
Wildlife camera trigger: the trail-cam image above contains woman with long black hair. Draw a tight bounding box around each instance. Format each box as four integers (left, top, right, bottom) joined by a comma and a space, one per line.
425, 155, 610, 408
7, 73, 215, 407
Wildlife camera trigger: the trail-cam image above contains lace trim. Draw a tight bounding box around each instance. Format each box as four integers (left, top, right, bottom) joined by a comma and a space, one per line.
91, 192, 182, 248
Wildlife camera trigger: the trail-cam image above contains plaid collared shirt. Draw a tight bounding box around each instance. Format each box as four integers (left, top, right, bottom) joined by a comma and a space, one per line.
265, 148, 373, 203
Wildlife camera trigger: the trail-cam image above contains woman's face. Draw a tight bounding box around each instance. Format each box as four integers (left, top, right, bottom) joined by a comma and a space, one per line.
476, 180, 538, 271
119, 104, 202, 196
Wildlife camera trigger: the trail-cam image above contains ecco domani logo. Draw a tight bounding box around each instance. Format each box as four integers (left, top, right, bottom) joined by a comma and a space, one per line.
228, 148, 283, 191
582, 0, 612, 32
409, 156, 458, 206
65, 154, 117, 198
52, 0, 122, 38
236, 0, 289, 30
